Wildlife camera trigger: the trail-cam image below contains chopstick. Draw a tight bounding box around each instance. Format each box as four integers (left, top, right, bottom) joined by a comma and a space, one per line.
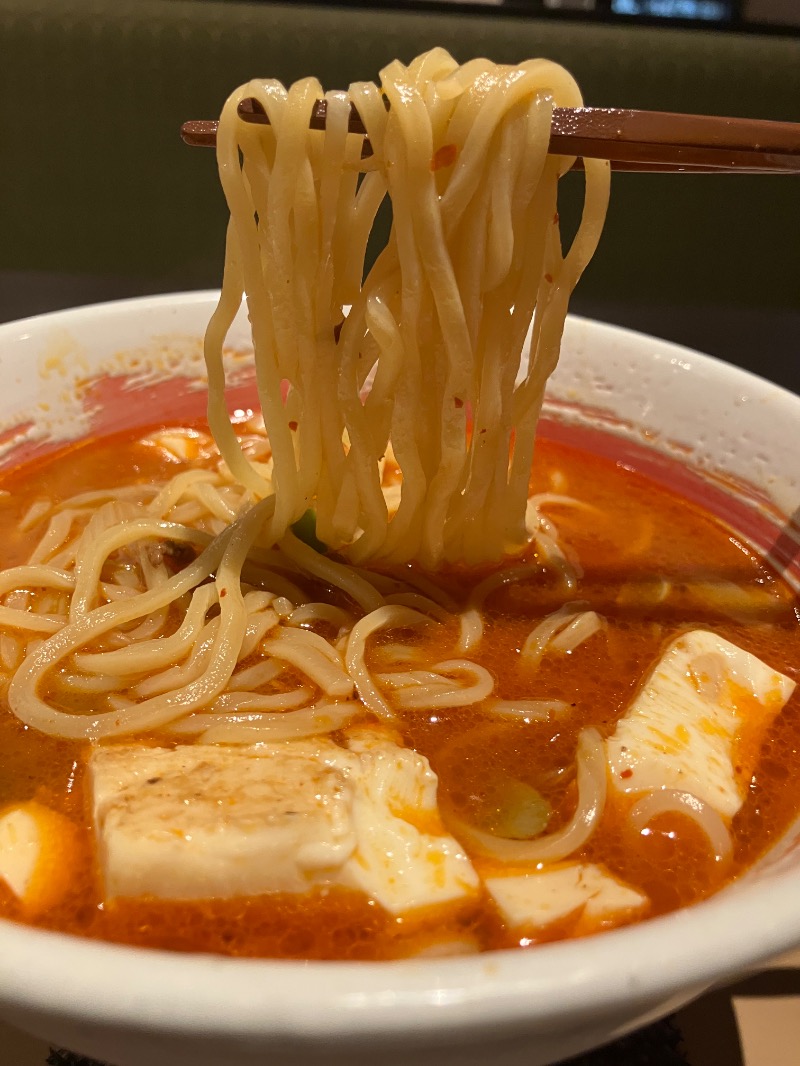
180, 98, 800, 174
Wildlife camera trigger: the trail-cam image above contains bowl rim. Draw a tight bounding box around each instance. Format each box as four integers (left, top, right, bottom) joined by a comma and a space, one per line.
2, 288, 799, 410
1, 871, 799, 1040
0, 289, 223, 338
0, 292, 798, 1042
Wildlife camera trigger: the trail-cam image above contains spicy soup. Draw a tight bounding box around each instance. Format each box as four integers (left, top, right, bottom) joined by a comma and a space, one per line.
0, 426, 797, 959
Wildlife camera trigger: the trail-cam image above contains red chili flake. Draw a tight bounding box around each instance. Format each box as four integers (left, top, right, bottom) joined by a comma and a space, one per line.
288, 420, 298, 431
553, 212, 560, 224
620, 768, 633, 779
431, 143, 458, 171
219, 588, 228, 599
544, 273, 553, 283
454, 396, 464, 409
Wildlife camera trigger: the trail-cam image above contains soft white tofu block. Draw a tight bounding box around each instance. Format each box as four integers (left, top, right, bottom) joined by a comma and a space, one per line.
0, 802, 79, 913
341, 728, 480, 914
0, 807, 40, 900
90, 742, 358, 900
606, 630, 795, 818
89, 730, 479, 914
486, 863, 647, 933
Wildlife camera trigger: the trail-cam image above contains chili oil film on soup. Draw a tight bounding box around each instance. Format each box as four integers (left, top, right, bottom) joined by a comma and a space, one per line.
0, 420, 798, 959
0, 49, 798, 960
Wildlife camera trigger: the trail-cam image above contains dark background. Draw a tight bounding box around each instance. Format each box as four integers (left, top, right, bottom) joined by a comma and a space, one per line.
1, 0, 798, 393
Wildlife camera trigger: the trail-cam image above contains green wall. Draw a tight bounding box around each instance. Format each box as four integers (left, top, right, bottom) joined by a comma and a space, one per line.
1, 0, 798, 364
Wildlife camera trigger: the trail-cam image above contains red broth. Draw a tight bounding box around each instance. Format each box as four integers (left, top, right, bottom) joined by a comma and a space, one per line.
0, 426, 798, 959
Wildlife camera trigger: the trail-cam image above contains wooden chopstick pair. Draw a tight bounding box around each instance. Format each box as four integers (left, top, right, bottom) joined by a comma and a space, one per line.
181, 97, 800, 175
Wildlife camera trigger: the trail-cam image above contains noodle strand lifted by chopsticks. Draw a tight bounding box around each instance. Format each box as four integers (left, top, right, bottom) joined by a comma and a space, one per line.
207, 49, 610, 567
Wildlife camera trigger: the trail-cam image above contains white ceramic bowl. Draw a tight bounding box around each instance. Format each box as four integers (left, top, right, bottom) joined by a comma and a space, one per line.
0, 292, 798, 1066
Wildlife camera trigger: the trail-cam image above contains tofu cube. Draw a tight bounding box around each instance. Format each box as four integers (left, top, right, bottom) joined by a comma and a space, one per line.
486, 863, 647, 935
606, 630, 795, 818
0, 802, 80, 914
90, 742, 358, 899
89, 730, 479, 915
340, 728, 480, 914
